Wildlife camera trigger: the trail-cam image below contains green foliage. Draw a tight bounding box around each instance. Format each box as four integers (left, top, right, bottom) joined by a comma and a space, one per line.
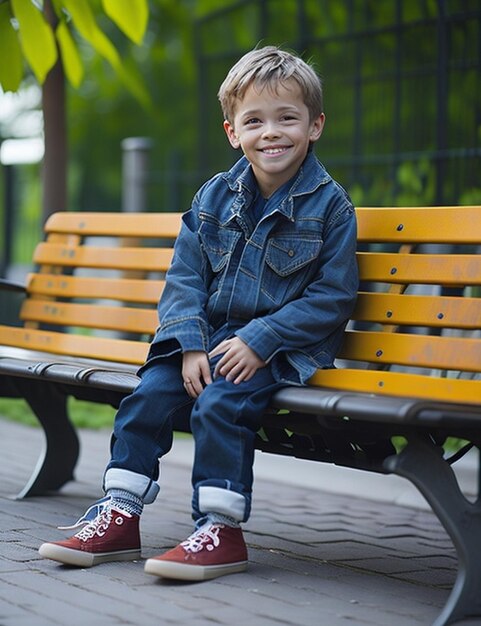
0, 0, 150, 104
11, 0, 57, 85
0, 396, 116, 429
459, 188, 481, 205
0, 3, 26, 90
103, 0, 149, 45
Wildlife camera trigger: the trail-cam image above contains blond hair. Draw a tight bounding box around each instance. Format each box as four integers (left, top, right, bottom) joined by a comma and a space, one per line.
218, 45, 323, 123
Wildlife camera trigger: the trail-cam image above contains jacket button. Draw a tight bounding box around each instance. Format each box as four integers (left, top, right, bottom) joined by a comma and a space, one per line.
288, 249, 295, 257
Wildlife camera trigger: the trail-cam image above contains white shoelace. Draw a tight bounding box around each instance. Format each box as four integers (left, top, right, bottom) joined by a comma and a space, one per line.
58, 495, 113, 531
74, 504, 131, 542
181, 524, 223, 553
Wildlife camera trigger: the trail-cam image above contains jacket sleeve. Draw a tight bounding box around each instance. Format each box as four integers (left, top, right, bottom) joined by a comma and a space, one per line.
154, 200, 210, 353
235, 203, 358, 362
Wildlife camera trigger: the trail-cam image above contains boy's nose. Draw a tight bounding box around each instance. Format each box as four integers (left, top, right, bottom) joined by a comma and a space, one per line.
262, 122, 281, 139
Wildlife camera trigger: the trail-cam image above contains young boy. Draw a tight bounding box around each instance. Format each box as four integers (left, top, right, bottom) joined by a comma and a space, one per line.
39, 45, 359, 581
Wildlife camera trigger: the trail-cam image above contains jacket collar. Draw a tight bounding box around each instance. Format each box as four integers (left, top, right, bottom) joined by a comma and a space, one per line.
223, 151, 331, 220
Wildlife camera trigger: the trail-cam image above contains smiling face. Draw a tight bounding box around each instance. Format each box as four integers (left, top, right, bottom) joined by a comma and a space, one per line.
223, 79, 325, 198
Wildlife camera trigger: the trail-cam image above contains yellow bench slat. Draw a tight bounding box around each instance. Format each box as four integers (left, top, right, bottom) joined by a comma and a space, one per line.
339, 330, 481, 371
20, 301, 158, 334
33, 243, 173, 271
356, 206, 481, 244
309, 368, 481, 405
45, 211, 183, 239
357, 252, 481, 285
353, 292, 481, 329
27, 273, 164, 304
0, 325, 148, 364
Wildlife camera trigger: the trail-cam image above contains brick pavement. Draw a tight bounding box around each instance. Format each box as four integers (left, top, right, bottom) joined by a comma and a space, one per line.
0, 418, 469, 626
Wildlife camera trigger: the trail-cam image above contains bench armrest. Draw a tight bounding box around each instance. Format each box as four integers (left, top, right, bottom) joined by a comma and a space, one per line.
0, 278, 26, 326
0, 278, 26, 293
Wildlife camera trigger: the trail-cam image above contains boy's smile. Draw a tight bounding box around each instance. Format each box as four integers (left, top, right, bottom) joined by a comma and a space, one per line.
223, 79, 325, 198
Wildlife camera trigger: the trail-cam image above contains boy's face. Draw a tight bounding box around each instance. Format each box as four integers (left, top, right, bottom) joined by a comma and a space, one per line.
223, 79, 325, 198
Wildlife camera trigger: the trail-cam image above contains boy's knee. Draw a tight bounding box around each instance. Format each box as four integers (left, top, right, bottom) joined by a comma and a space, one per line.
192, 383, 234, 421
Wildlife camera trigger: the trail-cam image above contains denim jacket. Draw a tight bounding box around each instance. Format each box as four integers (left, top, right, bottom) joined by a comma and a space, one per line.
152, 152, 359, 384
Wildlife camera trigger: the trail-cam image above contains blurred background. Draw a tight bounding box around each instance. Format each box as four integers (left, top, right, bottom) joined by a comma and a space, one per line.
1, 0, 481, 280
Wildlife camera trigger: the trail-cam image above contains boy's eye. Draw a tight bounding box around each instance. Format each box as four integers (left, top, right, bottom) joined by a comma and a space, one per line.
245, 118, 261, 125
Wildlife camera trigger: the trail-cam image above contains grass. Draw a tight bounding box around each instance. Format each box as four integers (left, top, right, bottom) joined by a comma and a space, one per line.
0, 397, 116, 429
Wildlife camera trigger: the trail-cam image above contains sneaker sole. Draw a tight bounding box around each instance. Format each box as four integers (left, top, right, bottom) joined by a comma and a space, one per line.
39, 543, 141, 567
144, 558, 247, 581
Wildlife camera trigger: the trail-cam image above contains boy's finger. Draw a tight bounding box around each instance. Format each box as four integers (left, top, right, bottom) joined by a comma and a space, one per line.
216, 354, 237, 378
224, 360, 245, 382
208, 340, 228, 359
213, 353, 229, 378
190, 378, 203, 397
234, 368, 254, 384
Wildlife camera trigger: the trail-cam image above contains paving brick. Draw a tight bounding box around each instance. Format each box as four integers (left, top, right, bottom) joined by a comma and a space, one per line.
0, 418, 465, 626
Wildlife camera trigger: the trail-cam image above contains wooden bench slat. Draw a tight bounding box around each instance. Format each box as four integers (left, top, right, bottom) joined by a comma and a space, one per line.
0, 325, 148, 364
339, 330, 481, 371
309, 367, 481, 404
33, 243, 174, 271
356, 206, 481, 243
20, 301, 158, 334
27, 273, 164, 304
357, 252, 481, 284
45, 211, 183, 239
353, 292, 481, 328
45, 207, 481, 244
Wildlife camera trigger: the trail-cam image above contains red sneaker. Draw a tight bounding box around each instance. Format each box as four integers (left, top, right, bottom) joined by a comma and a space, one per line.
144, 522, 248, 581
39, 497, 141, 567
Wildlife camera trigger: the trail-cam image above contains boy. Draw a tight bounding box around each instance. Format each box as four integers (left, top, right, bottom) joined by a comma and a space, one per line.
39, 45, 358, 581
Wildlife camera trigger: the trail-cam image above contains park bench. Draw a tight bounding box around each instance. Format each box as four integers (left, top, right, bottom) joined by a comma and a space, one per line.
0, 206, 480, 626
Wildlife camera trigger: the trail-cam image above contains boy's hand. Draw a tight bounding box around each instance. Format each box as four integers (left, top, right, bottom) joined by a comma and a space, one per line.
209, 337, 266, 384
182, 351, 212, 399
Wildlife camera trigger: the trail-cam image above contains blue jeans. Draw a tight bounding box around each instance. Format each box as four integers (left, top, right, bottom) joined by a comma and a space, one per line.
103, 352, 283, 522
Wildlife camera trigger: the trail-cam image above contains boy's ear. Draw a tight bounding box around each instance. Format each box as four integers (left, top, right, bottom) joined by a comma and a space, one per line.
309, 113, 326, 143
223, 120, 241, 149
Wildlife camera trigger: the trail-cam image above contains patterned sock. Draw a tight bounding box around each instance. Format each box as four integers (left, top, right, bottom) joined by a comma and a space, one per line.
107, 489, 143, 516
205, 512, 241, 528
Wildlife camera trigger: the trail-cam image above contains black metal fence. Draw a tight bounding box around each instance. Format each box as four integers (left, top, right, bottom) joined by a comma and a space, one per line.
2, 1, 480, 279
193, 0, 481, 206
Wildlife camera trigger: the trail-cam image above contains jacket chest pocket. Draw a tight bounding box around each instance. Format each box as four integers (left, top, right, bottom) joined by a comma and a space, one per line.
199, 223, 242, 273
262, 235, 323, 303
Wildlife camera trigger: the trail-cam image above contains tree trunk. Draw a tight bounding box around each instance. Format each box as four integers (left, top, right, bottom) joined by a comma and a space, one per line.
41, 0, 67, 224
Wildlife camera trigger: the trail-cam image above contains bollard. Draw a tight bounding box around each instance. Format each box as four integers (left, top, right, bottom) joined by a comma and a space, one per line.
121, 137, 153, 213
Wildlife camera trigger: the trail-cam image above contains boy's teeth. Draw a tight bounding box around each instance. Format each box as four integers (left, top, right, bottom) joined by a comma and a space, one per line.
264, 148, 285, 154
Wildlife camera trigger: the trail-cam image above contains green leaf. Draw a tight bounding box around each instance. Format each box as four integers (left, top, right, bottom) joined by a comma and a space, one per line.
62, 0, 121, 69
62, 0, 151, 108
0, 3, 23, 91
56, 20, 84, 88
102, 0, 148, 45
11, 0, 57, 84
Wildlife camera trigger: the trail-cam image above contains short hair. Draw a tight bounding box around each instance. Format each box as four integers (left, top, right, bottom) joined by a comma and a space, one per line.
218, 45, 323, 123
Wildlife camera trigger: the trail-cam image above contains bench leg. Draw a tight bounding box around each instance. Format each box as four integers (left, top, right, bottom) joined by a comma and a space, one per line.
384, 435, 481, 626
14, 380, 80, 499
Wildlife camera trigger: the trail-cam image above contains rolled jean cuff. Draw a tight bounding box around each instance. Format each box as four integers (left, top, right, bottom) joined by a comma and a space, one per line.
197, 485, 246, 522
103, 468, 159, 504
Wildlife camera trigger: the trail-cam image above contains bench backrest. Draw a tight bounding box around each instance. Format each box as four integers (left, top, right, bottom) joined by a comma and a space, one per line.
1, 207, 480, 404
1, 212, 181, 364
312, 206, 481, 404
